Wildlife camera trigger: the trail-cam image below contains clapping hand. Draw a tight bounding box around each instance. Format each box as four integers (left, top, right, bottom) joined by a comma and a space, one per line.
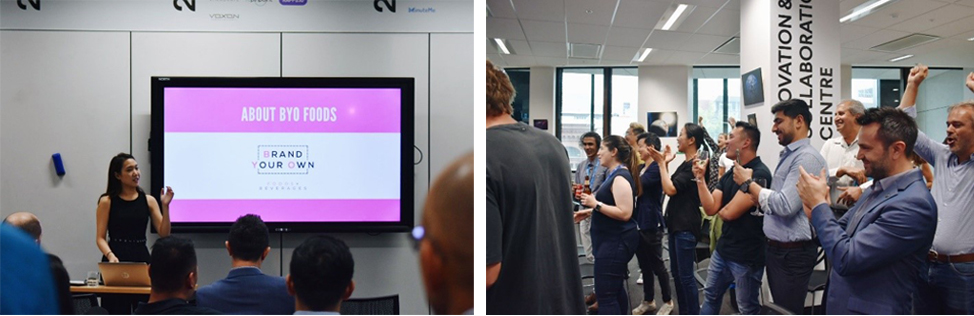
836, 186, 863, 206
796, 166, 829, 219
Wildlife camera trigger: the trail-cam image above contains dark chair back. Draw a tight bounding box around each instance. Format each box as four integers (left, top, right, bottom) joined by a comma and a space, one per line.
71, 294, 98, 315
340, 295, 400, 315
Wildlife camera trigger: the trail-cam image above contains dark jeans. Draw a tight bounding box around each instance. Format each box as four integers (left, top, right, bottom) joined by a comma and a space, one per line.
765, 242, 816, 314
668, 231, 699, 315
914, 261, 974, 314
636, 229, 672, 303
595, 250, 632, 315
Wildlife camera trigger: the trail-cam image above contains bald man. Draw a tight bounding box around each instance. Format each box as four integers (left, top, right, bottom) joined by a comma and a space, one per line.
418, 152, 473, 315
3, 212, 42, 244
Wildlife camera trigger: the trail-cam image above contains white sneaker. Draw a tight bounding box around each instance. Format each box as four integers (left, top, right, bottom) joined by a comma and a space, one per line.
637, 273, 644, 285
632, 301, 656, 315
656, 302, 674, 315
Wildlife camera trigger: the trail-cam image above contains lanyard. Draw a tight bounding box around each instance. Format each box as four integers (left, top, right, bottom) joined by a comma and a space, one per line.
586, 159, 601, 190
597, 165, 625, 192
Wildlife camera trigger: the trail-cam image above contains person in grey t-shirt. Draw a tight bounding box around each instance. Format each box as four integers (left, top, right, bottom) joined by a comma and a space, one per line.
486, 60, 585, 315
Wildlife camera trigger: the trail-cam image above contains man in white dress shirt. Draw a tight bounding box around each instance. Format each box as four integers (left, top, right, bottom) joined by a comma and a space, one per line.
819, 100, 867, 216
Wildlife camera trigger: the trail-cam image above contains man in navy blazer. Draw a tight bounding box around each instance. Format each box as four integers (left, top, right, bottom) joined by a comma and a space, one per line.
797, 107, 937, 314
196, 215, 295, 314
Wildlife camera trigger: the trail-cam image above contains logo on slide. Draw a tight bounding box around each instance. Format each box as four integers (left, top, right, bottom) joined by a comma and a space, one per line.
254, 145, 315, 175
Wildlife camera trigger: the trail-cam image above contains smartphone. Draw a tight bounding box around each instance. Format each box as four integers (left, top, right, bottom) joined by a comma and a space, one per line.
735, 149, 741, 165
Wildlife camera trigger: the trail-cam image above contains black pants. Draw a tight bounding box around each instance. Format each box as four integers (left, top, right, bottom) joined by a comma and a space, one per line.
765, 242, 817, 314
635, 229, 672, 303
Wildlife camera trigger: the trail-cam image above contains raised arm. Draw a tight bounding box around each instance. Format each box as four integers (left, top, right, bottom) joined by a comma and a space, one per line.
694, 159, 722, 215
649, 145, 678, 196
148, 187, 172, 237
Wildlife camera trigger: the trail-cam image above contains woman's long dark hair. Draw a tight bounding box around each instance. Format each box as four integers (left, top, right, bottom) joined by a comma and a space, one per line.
685, 123, 721, 191
100, 153, 143, 201
603, 136, 642, 196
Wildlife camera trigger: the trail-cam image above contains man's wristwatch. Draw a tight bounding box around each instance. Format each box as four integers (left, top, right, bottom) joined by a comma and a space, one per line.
740, 179, 754, 193
594, 201, 604, 213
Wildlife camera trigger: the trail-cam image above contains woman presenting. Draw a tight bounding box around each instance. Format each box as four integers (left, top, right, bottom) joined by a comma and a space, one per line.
96, 153, 172, 264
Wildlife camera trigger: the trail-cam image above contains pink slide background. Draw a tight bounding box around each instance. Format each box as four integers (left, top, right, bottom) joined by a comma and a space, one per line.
165, 87, 401, 133
165, 87, 402, 223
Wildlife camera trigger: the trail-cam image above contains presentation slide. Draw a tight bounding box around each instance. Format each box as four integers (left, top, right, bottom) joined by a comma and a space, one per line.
163, 87, 402, 223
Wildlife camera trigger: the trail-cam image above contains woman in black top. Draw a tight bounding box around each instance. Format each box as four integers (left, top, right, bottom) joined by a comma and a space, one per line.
96, 153, 173, 263
576, 136, 641, 315
648, 123, 715, 316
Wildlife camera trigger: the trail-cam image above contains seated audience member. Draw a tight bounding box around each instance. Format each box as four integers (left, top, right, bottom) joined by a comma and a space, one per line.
797, 107, 937, 314
0, 223, 58, 314
287, 235, 355, 315
418, 152, 473, 314
196, 214, 294, 314
134, 236, 220, 315
3, 212, 42, 244
48, 254, 75, 315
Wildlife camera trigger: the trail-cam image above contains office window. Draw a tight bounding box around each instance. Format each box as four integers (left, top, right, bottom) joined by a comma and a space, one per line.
556, 67, 636, 170
693, 67, 741, 135
505, 68, 531, 123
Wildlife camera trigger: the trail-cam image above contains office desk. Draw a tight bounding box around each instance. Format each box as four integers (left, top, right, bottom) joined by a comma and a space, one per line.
71, 285, 151, 295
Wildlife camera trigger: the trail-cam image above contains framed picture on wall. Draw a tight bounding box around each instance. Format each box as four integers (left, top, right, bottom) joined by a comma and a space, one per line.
742, 67, 765, 106
533, 119, 548, 130
747, 113, 758, 127
647, 112, 678, 137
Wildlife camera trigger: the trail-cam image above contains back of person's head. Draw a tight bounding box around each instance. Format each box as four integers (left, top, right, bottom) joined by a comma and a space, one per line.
629, 122, 646, 135
856, 107, 918, 154
843, 99, 866, 118
2, 212, 41, 242
288, 235, 355, 312
602, 135, 642, 196
736, 122, 762, 152
486, 60, 515, 117
771, 99, 813, 130
636, 132, 661, 151
47, 254, 74, 315
420, 152, 474, 314
580, 131, 602, 148
683, 123, 707, 150
227, 214, 270, 262
149, 236, 197, 293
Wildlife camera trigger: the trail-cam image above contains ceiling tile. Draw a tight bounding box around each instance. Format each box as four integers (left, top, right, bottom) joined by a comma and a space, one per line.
602, 45, 640, 61
500, 55, 538, 67
676, 5, 719, 33
664, 51, 707, 65
487, 54, 507, 67
614, 0, 670, 29
849, 0, 946, 29
839, 23, 881, 44
567, 58, 604, 66
695, 9, 741, 37
605, 27, 651, 47
508, 40, 533, 55
841, 29, 912, 50
886, 4, 974, 33
644, 30, 692, 50
697, 53, 740, 65
955, 0, 974, 7
566, 0, 617, 26
511, 0, 565, 22
530, 41, 569, 57
840, 0, 871, 17
521, 19, 566, 42
487, 17, 526, 40
567, 23, 610, 44
923, 14, 974, 38
487, 0, 517, 19
635, 48, 673, 65
680, 33, 732, 53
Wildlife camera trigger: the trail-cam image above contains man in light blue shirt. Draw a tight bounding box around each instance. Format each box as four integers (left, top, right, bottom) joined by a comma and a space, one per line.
734, 99, 827, 314
897, 64, 974, 314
